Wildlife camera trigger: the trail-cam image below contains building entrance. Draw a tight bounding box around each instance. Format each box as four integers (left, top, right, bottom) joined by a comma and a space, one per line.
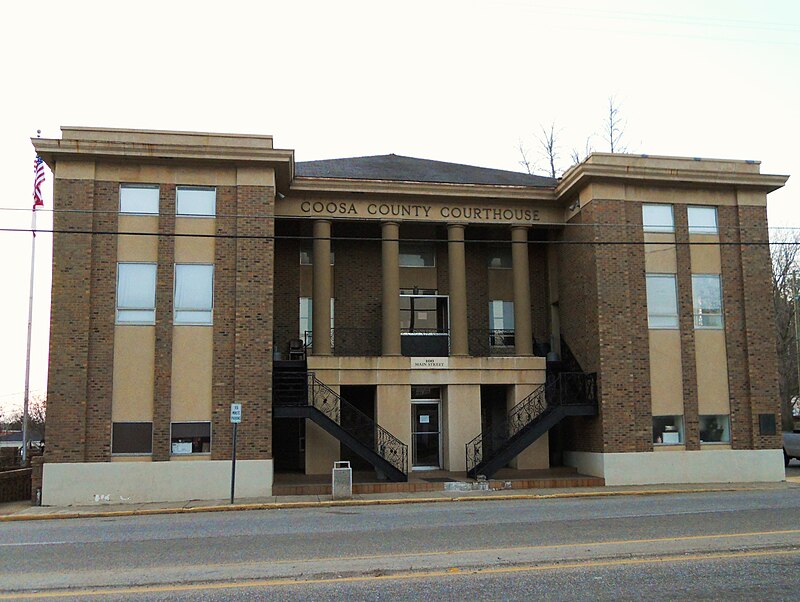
411, 386, 442, 469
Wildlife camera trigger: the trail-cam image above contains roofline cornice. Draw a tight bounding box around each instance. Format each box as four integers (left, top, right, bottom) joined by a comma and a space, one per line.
557, 161, 789, 198
291, 176, 558, 201
32, 137, 295, 192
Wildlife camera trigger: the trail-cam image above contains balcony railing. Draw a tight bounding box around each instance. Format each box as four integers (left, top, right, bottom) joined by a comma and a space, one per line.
304, 329, 381, 357
400, 328, 450, 357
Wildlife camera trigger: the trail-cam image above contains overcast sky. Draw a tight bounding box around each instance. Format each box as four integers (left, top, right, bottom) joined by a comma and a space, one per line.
1, 0, 798, 415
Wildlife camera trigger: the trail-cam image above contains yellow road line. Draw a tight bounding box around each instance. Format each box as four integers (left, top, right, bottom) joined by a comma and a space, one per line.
0, 484, 781, 522
1, 548, 797, 599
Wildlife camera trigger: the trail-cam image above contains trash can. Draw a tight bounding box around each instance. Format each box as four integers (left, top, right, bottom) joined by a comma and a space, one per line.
332, 460, 352, 500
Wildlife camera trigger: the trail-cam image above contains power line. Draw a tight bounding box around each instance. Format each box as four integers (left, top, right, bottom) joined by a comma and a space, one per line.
0, 226, 784, 246
1, 207, 799, 232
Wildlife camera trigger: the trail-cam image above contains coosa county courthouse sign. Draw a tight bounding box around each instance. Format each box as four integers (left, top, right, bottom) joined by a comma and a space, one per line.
278, 199, 561, 224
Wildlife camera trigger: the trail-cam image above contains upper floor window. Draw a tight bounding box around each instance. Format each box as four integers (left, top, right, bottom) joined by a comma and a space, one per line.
489, 300, 515, 348
688, 206, 718, 235
116, 262, 156, 324
642, 204, 674, 233
176, 186, 216, 217
646, 274, 679, 329
692, 274, 723, 328
174, 264, 214, 324
299, 242, 335, 265
120, 184, 159, 215
399, 243, 435, 267
487, 245, 512, 268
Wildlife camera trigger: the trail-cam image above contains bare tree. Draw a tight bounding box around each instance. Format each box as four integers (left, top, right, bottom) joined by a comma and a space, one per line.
517, 140, 534, 175
570, 136, 595, 166
772, 232, 800, 431
603, 96, 626, 153
536, 122, 560, 179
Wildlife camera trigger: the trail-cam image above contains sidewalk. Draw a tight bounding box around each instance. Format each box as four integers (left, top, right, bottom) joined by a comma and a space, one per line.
1, 480, 794, 522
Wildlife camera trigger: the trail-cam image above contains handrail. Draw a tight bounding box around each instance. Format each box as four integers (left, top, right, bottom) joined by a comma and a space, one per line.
465, 372, 597, 473
308, 373, 408, 475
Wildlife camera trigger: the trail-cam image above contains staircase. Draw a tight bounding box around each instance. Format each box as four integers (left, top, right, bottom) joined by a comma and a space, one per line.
465, 372, 597, 479
273, 363, 408, 482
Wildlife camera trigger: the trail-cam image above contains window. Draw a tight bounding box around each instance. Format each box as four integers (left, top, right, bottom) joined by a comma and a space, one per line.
176, 186, 216, 217
399, 243, 435, 267
653, 415, 684, 445
116, 263, 157, 324
489, 300, 515, 347
401, 295, 446, 332
642, 204, 674, 233
700, 414, 731, 443
112, 422, 152, 454
487, 245, 512, 268
692, 275, 723, 328
120, 184, 159, 214
646, 274, 679, 329
174, 264, 214, 324
299, 297, 335, 347
299, 242, 334, 265
688, 206, 718, 235
170, 422, 211, 454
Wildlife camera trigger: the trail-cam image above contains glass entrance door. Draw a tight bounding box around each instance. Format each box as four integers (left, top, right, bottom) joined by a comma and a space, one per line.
412, 402, 441, 469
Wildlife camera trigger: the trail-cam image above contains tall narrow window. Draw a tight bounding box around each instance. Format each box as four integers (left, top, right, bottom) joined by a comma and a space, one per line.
176, 187, 216, 217
488, 300, 515, 347
299, 297, 335, 347
120, 184, 159, 214
642, 204, 674, 233
174, 264, 214, 324
688, 206, 718, 235
646, 274, 679, 329
116, 263, 157, 324
692, 275, 723, 328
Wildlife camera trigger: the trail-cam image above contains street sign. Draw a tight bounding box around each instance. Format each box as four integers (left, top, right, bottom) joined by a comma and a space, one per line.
230, 403, 242, 423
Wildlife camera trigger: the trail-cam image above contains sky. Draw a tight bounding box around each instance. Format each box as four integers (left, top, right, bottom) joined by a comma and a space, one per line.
0, 0, 798, 416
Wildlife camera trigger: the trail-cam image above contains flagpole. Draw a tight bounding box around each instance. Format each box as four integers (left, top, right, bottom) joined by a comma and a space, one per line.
22, 207, 37, 465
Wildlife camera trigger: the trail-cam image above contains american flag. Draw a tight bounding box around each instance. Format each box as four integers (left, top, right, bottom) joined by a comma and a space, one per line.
33, 155, 45, 209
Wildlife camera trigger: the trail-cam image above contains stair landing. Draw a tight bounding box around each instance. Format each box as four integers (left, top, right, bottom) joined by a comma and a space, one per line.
273, 467, 604, 496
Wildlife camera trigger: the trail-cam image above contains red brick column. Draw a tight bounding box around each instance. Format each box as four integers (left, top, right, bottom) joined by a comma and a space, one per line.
673, 205, 700, 450
45, 179, 94, 463
152, 185, 176, 461
233, 185, 274, 460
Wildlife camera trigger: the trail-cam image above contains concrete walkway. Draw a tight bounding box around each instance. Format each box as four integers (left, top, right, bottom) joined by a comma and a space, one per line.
1, 480, 794, 522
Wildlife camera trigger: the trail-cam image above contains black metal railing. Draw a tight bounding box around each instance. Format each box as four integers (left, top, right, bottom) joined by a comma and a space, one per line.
400, 328, 450, 356
303, 329, 382, 357
465, 372, 597, 473
308, 373, 408, 475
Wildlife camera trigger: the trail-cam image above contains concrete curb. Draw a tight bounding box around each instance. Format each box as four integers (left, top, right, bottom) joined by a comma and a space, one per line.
0, 484, 781, 522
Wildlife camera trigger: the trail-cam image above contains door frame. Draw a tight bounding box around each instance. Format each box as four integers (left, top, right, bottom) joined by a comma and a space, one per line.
410, 397, 443, 471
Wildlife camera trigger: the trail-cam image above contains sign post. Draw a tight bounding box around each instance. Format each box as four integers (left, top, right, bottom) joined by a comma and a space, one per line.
230, 403, 242, 504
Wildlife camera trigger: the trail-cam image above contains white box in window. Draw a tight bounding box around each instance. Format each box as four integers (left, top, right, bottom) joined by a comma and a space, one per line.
662, 432, 680, 444
172, 442, 193, 455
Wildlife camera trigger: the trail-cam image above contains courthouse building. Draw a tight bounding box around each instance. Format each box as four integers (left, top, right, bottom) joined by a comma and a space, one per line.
33, 127, 788, 505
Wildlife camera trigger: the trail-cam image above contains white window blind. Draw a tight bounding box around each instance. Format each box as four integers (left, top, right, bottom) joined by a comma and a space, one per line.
116, 263, 156, 324
120, 185, 159, 214
174, 264, 214, 324
176, 187, 216, 217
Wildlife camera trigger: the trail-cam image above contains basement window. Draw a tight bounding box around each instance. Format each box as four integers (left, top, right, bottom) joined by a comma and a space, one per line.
170, 422, 211, 454
653, 416, 684, 445
700, 415, 731, 444
111, 422, 153, 455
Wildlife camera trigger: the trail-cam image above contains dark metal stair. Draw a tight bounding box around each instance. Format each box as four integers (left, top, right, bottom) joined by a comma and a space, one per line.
273, 368, 408, 482
466, 372, 597, 479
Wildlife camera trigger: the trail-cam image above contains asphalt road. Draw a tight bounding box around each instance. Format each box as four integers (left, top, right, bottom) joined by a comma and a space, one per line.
1, 486, 799, 600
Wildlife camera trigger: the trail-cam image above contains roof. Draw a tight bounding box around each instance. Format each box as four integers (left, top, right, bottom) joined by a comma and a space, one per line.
295, 154, 557, 187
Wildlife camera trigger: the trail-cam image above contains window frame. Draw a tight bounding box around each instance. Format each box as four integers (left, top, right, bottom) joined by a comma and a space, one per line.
692, 274, 724, 329
111, 421, 153, 456
646, 273, 680, 329
175, 186, 216, 218
642, 204, 675, 233
699, 414, 731, 444
173, 263, 215, 325
116, 262, 157, 325
119, 184, 160, 215
170, 421, 212, 455
687, 206, 719, 235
